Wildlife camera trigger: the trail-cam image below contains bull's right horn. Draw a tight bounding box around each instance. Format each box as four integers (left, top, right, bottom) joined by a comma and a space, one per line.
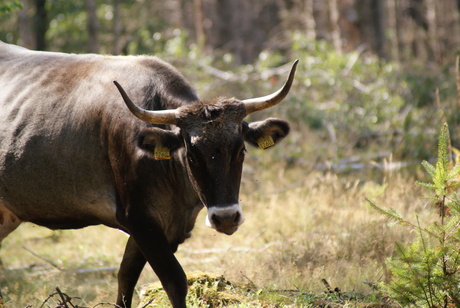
113, 81, 177, 125
242, 59, 298, 115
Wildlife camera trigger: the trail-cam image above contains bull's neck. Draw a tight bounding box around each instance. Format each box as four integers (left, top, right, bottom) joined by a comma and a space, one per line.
151, 150, 203, 246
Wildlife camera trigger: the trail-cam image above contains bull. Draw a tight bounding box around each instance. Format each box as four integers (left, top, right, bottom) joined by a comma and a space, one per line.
0, 41, 297, 308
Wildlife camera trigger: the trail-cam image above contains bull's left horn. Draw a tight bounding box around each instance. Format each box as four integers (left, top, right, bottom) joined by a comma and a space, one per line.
113, 81, 177, 125
242, 59, 298, 115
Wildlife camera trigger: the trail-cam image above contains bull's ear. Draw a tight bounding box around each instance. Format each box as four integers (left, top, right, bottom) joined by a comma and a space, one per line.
138, 127, 183, 160
243, 118, 290, 150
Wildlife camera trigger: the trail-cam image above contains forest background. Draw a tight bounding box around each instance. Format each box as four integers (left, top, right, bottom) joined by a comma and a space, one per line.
1, 0, 460, 307
2, 0, 459, 162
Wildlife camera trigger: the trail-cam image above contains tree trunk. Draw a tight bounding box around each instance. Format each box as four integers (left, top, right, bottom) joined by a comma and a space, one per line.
113, 0, 122, 55
386, 0, 399, 61
425, 0, 439, 61
193, 0, 206, 55
85, 0, 99, 53
18, 0, 34, 49
313, 0, 330, 40
329, 0, 342, 54
338, 0, 360, 51
305, 0, 316, 40
371, 0, 386, 59
436, 0, 460, 62
35, 0, 47, 50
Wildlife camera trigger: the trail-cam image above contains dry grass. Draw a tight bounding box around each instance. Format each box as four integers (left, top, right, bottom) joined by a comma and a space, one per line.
0, 155, 431, 307
178, 160, 427, 292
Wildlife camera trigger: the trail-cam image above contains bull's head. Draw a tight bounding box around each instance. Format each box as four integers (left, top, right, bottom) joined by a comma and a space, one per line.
114, 60, 298, 235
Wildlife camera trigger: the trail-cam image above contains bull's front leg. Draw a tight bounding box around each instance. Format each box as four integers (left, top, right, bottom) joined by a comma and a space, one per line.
123, 214, 187, 308
116, 236, 147, 308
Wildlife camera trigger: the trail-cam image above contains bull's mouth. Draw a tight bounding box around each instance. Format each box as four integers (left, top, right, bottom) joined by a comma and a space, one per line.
212, 213, 241, 235
216, 225, 239, 236
205, 204, 245, 235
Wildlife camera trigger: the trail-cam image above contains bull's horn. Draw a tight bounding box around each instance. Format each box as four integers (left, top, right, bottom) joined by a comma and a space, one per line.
242, 59, 298, 115
113, 81, 177, 125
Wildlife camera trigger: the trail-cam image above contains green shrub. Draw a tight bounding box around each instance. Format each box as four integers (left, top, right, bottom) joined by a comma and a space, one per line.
0, 1, 21, 15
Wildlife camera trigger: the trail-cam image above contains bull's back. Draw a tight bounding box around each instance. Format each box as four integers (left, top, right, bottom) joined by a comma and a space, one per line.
0, 42, 126, 227
0, 42, 198, 229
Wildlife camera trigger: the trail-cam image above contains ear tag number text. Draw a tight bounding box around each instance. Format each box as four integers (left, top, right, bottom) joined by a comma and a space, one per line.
257, 135, 275, 150
154, 145, 171, 160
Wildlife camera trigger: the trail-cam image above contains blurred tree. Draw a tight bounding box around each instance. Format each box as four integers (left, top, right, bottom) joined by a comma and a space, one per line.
338, 0, 360, 51
304, 0, 316, 41
205, 0, 281, 64
386, 0, 398, 60
85, 0, 99, 53
17, 0, 33, 48
35, 0, 46, 50
193, 0, 205, 55
0, 0, 459, 63
372, 0, 386, 59
329, 0, 342, 54
112, 0, 122, 54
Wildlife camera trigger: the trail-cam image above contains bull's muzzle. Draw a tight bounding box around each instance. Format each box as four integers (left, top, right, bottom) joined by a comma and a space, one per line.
205, 204, 245, 235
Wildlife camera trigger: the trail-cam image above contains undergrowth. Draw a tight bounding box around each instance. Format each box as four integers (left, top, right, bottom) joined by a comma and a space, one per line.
137, 272, 389, 308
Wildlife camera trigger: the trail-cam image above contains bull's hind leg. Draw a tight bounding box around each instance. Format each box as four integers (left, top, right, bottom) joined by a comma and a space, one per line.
0, 203, 21, 245
0, 204, 21, 305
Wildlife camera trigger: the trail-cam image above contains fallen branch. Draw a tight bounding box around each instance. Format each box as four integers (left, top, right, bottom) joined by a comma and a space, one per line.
92, 302, 122, 308
56, 287, 75, 308
140, 298, 155, 308
22, 246, 63, 271
39, 287, 82, 308
239, 271, 257, 289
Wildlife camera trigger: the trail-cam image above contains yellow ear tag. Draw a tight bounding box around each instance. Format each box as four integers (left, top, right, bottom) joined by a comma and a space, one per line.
154, 145, 171, 160
257, 135, 275, 150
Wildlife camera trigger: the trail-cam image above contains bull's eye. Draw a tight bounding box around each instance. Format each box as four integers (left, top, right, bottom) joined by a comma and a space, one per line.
187, 150, 201, 165
187, 153, 195, 164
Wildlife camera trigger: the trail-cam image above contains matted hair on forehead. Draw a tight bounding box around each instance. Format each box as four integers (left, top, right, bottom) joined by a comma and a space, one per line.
177, 98, 246, 124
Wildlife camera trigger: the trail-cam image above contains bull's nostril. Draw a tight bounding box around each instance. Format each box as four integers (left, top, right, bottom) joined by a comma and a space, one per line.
212, 214, 221, 227
233, 212, 240, 224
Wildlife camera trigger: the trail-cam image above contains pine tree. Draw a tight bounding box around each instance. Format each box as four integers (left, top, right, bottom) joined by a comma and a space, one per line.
368, 123, 460, 307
